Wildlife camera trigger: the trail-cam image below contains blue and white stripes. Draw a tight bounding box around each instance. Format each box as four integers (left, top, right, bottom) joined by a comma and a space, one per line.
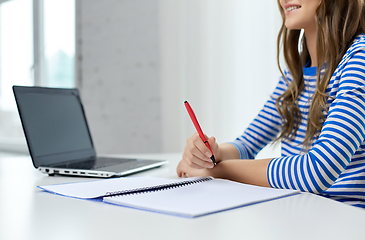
231, 34, 365, 208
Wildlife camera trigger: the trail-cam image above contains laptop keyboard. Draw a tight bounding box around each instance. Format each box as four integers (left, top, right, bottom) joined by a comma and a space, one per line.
54, 157, 135, 170
93, 157, 135, 169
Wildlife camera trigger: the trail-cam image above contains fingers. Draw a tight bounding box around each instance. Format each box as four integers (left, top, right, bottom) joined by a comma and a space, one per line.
208, 136, 219, 157
191, 133, 213, 160
181, 133, 216, 169
182, 151, 213, 169
177, 132, 219, 178
176, 165, 184, 177
176, 160, 190, 177
176, 158, 205, 178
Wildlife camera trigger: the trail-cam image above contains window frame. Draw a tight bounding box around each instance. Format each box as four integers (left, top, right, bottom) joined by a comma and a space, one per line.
33, 0, 45, 86
0, 0, 76, 153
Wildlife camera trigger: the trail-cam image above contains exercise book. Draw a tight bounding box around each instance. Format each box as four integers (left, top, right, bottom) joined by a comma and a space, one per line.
38, 176, 300, 218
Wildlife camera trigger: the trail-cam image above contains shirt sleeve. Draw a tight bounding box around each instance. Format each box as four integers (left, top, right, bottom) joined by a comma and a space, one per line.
268, 49, 365, 193
229, 76, 287, 159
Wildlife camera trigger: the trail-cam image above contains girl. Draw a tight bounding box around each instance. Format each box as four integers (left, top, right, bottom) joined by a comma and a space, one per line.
177, 0, 365, 208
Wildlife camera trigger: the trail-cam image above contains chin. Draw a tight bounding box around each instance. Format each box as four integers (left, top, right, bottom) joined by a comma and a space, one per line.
284, 23, 302, 30
284, 18, 302, 30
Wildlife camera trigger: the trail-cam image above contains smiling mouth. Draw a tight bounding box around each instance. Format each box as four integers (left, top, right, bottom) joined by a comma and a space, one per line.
286, 5, 301, 12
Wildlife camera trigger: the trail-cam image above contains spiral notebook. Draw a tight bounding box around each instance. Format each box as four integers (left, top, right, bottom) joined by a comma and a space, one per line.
38, 176, 300, 218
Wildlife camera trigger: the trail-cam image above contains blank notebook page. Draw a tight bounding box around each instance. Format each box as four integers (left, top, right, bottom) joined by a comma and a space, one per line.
38, 176, 191, 199
103, 178, 300, 218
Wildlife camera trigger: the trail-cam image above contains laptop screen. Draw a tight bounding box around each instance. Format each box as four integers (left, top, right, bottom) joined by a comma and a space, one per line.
13, 86, 95, 168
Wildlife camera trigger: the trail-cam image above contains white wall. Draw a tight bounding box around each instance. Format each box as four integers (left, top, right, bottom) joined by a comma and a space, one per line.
159, 0, 282, 158
76, 0, 162, 154
77, 0, 282, 158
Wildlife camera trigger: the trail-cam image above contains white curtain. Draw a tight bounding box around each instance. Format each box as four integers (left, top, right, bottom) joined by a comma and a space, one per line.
159, 0, 282, 158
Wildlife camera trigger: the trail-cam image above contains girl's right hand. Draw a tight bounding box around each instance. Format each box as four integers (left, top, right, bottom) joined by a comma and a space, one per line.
178, 132, 219, 173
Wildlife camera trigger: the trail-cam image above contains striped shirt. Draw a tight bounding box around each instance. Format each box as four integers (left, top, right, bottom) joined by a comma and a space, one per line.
230, 34, 365, 208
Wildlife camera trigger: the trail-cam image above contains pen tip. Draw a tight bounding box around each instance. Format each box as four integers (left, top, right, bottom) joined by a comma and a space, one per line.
184, 101, 188, 104
210, 155, 217, 166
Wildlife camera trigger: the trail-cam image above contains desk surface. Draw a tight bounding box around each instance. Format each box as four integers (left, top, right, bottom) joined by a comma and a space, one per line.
1, 152, 365, 240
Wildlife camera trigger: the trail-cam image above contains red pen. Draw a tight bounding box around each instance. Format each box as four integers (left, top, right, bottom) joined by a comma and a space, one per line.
184, 101, 217, 166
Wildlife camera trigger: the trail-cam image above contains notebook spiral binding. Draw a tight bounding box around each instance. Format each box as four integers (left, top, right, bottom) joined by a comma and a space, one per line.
104, 176, 214, 198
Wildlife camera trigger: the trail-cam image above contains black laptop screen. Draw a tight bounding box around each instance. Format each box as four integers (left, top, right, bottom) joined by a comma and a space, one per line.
13, 86, 95, 167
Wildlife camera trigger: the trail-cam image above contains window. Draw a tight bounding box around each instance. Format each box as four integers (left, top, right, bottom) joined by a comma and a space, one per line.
0, 0, 75, 152
0, 0, 33, 151
43, 0, 75, 88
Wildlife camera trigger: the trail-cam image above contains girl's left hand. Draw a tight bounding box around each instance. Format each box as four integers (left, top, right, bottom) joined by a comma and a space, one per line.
176, 158, 210, 178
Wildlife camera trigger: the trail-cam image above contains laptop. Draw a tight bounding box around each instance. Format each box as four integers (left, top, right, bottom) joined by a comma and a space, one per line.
13, 85, 167, 178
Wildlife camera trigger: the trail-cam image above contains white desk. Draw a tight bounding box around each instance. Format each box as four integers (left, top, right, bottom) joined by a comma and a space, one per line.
1, 153, 365, 240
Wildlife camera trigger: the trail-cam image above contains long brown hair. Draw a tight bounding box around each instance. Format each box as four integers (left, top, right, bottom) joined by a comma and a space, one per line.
275, 0, 365, 148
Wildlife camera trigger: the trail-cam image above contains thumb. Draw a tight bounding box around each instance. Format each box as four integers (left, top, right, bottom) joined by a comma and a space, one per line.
207, 136, 219, 156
